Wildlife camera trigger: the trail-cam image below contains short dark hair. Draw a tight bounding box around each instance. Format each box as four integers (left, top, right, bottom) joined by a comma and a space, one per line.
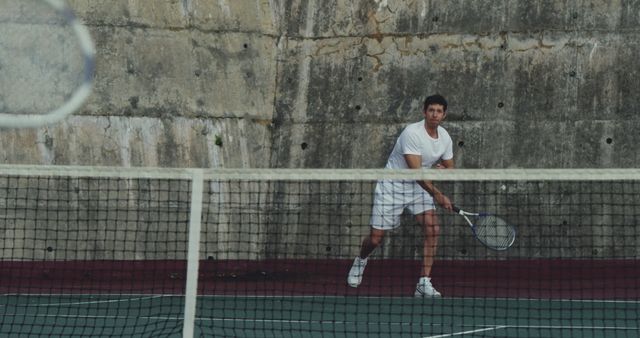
423, 94, 448, 112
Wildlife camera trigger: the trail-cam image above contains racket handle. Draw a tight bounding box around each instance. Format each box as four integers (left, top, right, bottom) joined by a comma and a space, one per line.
452, 205, 460, 213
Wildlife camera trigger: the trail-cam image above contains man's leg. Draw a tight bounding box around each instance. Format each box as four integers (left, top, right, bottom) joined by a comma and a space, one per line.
359, 228, 385, 259
416, 211, 439, 277
347, 228, 385, 287
414, 210, 441, 297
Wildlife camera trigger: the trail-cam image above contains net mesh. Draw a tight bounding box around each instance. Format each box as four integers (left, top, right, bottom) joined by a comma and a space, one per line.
0, 166, 639, 337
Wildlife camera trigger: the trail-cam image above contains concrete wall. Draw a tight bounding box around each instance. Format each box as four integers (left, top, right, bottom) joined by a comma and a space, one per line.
1, 0, 638, 168
1, 1, 639, 261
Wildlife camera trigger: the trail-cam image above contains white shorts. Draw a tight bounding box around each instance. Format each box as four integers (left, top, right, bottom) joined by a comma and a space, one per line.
369, 180, 435, 230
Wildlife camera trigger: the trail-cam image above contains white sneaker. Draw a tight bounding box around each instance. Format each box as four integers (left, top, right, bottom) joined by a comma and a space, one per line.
414, 277, 441, 298
347, 256, 368, 287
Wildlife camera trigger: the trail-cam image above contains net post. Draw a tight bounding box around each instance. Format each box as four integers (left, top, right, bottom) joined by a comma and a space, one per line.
182, 169, 204, 338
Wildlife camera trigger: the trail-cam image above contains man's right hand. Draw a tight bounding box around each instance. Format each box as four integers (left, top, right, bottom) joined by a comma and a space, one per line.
434, 192, 453, 211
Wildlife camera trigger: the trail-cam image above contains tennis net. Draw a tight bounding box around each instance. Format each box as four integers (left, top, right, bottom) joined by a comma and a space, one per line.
0, 165, 639, 337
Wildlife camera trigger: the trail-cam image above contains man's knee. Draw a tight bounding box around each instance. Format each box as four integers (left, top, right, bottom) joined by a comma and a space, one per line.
369, 230, 385, 246
417, 212, 440, 237
425, 224, 440, 238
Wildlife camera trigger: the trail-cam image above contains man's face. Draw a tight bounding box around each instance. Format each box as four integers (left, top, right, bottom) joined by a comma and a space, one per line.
423, 104, 446, 128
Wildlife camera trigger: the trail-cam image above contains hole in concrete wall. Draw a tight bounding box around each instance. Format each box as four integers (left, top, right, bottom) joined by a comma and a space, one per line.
432, 16, 439, 22
498, 102, 504, 108
458, 141, 464, 148
243, 43, 248, 48
44, 134, 54, 149
355, 105, 361, 111
129, 96, 139, 109
301, 142, 308, 150
325, 246, 331, 252
357, 76, 363, 81
569, 71, 577, 77
215, 135, 223, 147
46, 246, 54, 252
126, 61, 135, 75
606, 137, 613, 144
562, 220, 568, 225
572, 12, 578, 19
194, 70, 201, 77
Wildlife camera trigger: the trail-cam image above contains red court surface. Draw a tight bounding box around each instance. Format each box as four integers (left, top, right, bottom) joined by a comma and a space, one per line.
1, 259, 638, 300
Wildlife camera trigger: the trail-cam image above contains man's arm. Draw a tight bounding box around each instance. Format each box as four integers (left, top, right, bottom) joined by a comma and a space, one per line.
404, 154, 453, 211
438, 159, 454, 169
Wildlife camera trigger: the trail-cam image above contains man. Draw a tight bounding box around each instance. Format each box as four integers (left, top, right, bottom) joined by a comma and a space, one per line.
347, 94, 454, 298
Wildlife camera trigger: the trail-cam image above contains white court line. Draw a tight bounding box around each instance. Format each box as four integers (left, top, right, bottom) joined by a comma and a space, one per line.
192, 295, 640, 304
32, 295, 167, 307
0, 313, 427, 326
4, 293, 640, 304
3, 313, 640, 334
2, 313, 179, 321
424, 326, 508, 338
424, 325, 640, 338
499, 325, 639, 330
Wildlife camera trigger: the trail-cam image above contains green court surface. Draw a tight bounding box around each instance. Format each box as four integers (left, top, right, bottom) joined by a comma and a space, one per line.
1, 295, 638, 337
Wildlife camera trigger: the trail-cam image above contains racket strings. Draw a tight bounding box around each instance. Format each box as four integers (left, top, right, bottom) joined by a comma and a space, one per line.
0, 0, 94, 127
474, 216, 515, 249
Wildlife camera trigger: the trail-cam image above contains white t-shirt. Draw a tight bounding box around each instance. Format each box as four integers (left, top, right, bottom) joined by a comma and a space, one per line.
385, 120, 453, 170
370, 120, 453, 224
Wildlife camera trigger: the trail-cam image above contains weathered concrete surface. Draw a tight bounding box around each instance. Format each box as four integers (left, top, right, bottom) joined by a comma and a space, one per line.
0, 116, 270, 167
1, 0, 639, 169
1, 1, 639, 261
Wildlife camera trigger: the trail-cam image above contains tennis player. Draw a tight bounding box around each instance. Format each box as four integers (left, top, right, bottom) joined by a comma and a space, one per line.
347, 94, 454, 298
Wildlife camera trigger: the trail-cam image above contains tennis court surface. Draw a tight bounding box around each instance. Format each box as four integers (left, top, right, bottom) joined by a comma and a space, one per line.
2, 293, 638, 337
1, 166, 639, 337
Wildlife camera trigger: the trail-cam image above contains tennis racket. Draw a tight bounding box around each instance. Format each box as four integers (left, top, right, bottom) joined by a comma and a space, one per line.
0, 0, 95, 128
453, 205, 516, 251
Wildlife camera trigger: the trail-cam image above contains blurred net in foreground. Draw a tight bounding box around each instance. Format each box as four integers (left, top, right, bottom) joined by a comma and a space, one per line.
0, 166, 639, 337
